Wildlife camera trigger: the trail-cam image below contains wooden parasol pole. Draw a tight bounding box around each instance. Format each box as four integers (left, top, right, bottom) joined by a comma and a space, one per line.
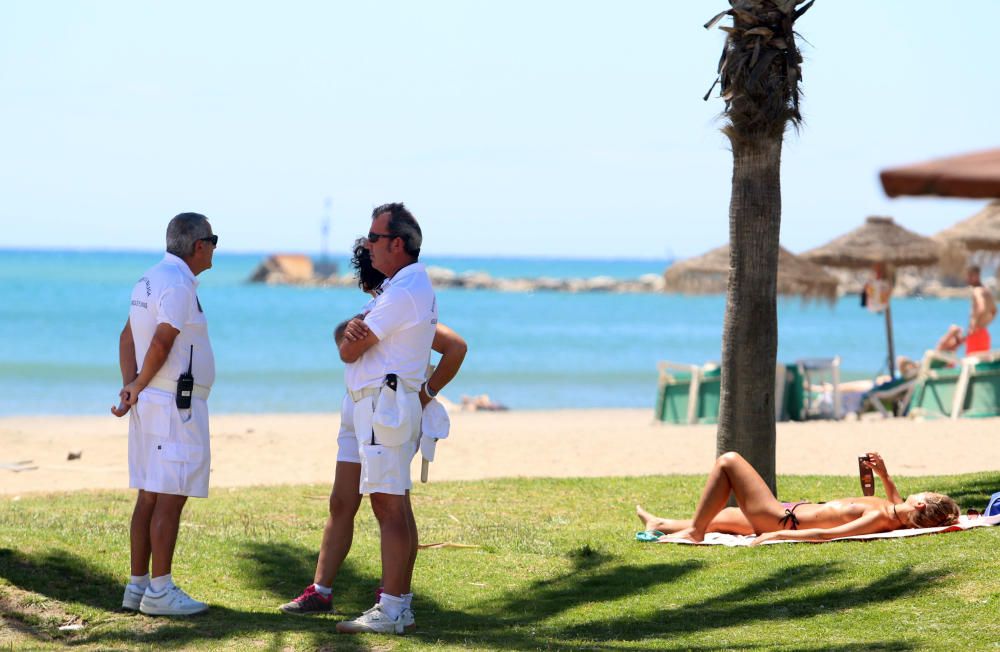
885, 300, 896, 381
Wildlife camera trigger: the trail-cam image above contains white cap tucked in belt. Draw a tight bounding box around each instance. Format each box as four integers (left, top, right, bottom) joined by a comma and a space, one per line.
372, 383, 413, 446
421, 399, 450, 440
420, 399, 450, 462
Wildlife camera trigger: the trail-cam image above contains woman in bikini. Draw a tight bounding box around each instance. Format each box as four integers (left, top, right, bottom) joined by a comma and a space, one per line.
636, 451, 959, 546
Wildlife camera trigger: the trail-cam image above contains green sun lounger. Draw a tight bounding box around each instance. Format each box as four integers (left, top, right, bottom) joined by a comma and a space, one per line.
655, 361, 793, 424
783, 357, 843, 421
654, 362, 721, 424
909, 350, 1000, 419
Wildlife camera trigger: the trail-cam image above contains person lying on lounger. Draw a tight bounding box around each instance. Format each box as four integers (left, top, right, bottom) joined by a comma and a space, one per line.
636, 451, 959, 546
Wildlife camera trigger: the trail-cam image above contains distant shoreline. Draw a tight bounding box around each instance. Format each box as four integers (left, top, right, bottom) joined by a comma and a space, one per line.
0, 247, 674, 265
6, 248, 989, 298
253, 260, 983, 299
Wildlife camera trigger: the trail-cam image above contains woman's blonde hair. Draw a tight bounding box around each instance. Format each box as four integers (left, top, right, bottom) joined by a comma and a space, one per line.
911, 492, 960, 528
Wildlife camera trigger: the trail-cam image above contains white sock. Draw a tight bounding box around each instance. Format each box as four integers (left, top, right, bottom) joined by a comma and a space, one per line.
313, 583, 332, 597
129, 574, 150, 589
378, 592, 405, 620
149, 574, 173, 593
402, 592, 413, 610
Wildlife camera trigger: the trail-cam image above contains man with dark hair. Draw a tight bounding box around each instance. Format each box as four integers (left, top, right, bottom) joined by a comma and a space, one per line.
937, 265, 997, 355
373, 202, 422, 259
350, 236, 388, 294
279, 234, 466, 624
964, 265, 996, 354
334, 203, 438, 635
111, 212, 218, 616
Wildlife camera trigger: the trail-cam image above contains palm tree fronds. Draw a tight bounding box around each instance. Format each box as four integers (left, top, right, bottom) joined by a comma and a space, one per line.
704, 9, 730, 30
704, 0, 814, 140
795, 0, 816, 20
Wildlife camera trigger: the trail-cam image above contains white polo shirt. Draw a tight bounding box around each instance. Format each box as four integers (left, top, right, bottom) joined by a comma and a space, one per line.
129, 253, 216, 389
345, 262, 437, 392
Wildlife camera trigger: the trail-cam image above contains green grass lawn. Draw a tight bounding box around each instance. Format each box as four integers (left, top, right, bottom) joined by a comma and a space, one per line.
1, 472, 999, 651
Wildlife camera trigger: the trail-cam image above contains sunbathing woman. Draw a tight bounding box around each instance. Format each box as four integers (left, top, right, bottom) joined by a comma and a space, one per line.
636, 451, 959, 546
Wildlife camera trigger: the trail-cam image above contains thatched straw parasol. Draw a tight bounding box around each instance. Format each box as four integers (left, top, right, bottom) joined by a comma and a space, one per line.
801, 216, 941, 269
880, 148, 1000, 199
934, 200, 1000, 252
663, 244, 839, 303
801, 216, 941, 380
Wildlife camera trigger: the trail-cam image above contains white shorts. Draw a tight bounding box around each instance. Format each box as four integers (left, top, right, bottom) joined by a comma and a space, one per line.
128, 388, 211, 498
335, 392, 361, 465
352, 391, 421, 496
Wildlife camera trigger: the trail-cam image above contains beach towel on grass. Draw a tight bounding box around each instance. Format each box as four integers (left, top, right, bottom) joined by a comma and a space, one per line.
640, 514, 1000, 546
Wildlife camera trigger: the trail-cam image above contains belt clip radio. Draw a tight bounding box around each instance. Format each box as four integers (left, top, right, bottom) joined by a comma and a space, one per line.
176, 345, 194, 409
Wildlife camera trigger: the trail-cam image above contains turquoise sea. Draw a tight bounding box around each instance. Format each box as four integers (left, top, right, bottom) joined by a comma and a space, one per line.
0, 250, 972, 416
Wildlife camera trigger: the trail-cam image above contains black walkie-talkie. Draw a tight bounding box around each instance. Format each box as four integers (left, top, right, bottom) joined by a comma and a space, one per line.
176, 345, 194, 409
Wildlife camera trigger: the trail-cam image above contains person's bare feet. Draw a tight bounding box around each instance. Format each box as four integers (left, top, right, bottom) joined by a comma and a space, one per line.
660, 527, 704, 544
635, 504, 658, 530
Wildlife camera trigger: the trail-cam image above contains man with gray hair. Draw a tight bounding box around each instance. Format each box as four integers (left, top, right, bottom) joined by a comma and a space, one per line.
111, 212, 218, 616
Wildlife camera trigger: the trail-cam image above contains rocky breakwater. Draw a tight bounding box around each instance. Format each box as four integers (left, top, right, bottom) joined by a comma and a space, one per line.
418, 267, 666, 293
249, 258, 667, 293
248, 256, 996, 298
248, 254, 337, 285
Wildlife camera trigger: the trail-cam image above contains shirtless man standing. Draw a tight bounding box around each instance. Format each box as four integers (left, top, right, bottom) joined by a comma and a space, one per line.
937, 265, 997, 355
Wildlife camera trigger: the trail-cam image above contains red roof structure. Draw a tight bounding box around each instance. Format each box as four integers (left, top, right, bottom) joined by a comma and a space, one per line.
880, 148, 1000, 199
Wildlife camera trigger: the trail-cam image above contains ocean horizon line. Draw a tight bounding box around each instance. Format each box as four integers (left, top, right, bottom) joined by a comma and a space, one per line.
0, 246, 675, 265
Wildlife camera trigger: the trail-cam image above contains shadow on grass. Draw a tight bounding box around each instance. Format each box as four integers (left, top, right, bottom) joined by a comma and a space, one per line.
0, 540, 951, 650
401, 558, 703, 651
76, 606, 375, 652
236, 540, 383, 614
236, 540, 316, 599
0, 547, 127, 648
0, 547, 121, 611
492, 552, 702, 626
652, 645, 913, 652
405, 561, 940, 651
0, 541, 381, 651
932, 472, 1000, 511
0, 590, 59, 649
555, 563, 942, 648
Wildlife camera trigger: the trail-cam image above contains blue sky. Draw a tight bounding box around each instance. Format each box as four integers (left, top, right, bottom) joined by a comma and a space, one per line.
1, 1, 996, 259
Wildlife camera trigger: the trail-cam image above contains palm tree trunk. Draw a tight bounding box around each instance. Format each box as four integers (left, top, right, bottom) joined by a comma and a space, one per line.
716, 134, 783, 494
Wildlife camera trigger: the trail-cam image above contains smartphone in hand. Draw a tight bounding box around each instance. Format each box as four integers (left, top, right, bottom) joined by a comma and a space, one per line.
859, 455, 875, 496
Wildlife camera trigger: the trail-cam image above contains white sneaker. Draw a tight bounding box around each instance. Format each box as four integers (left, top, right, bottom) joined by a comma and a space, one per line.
121, 584, 146, 611
400, 607, 416, 630
336, 604, 404, 634
138, 585, 209, 616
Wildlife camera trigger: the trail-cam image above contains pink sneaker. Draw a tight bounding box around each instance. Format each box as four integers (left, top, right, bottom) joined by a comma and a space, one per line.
279, 585, 333, 615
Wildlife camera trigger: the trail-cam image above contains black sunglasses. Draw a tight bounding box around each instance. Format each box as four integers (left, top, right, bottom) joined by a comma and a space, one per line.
199, 235, 219, 246
367, 231, 397, 243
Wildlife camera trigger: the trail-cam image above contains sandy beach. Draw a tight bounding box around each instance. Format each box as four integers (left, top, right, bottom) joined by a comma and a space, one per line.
1, 409, 998, 496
